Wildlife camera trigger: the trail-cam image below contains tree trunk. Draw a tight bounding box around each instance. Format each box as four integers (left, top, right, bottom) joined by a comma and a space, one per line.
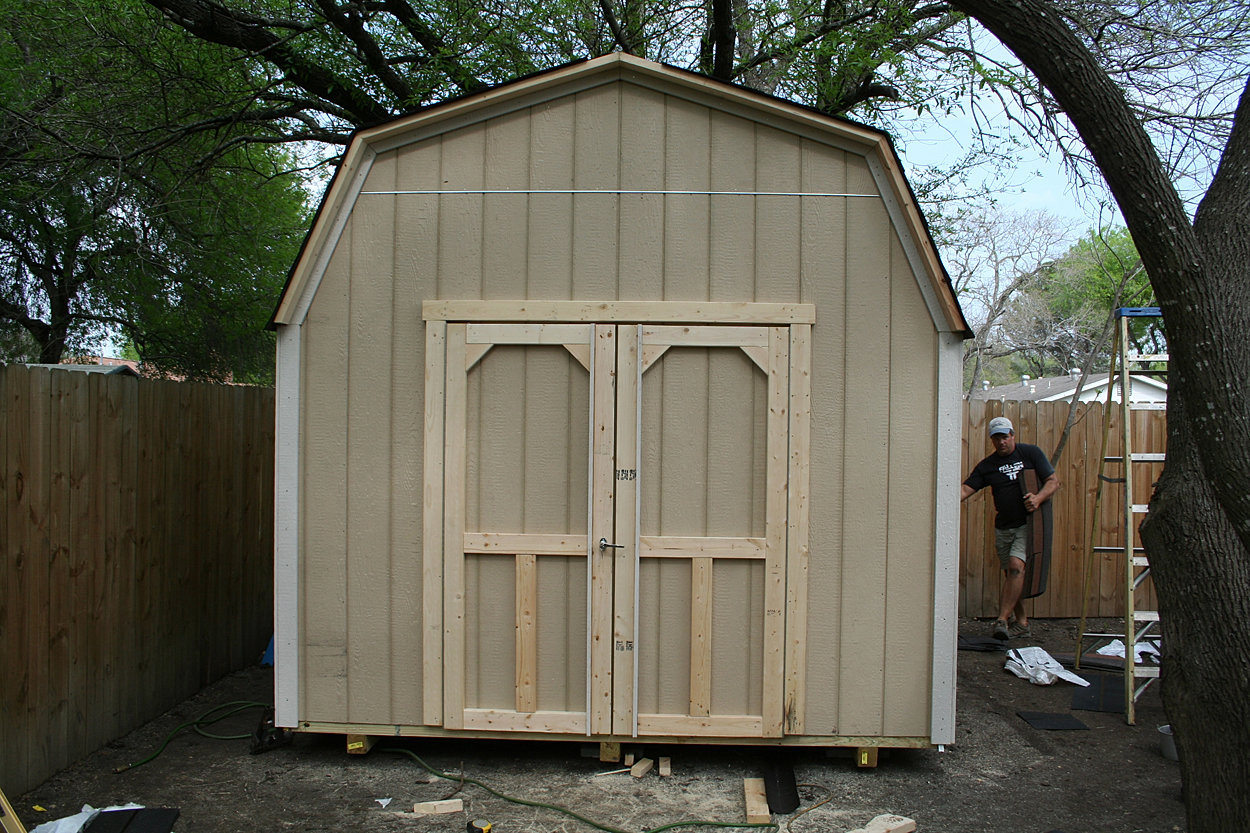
948, 1, 1250, 829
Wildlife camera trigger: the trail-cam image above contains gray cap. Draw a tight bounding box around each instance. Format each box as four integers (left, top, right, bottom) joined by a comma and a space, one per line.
987, 416, 1013, 437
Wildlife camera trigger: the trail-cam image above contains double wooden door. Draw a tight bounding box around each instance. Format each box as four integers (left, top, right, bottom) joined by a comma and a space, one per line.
426, 313, 808, 739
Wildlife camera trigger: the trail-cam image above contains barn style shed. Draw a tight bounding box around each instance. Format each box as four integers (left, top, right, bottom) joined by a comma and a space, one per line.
271, 53, 971, 753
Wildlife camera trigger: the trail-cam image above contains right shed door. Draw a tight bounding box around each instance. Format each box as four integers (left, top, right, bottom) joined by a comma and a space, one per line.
611, 324, 794, 739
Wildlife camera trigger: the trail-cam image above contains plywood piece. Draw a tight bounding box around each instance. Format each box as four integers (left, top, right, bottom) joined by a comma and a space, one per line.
639, 536, 764, 558
463, 532, 583, 555
442, 324, 469, 730
743, 778, 770, 824
689, 558, 713, 717
611, 325, 640, 736
590, 325, 618, 735
515, 554, 538, 713
423, 300, 816, 324
761, 327, 789, 737
422, 321, 447, 726
785, 324, 812, 734
413, 799, 464, 815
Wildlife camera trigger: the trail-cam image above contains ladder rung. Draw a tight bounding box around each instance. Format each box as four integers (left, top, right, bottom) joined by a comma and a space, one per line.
1127, 353, 1168, 362
1132, 665, 1161, 679
1081, 632, 1124, 639
1129, 402, 1167, 411
1103, 456, 1125, 463
1133, 610, 1160, 622
1134, 678, 1159, 701
1130, 453, 1166, 462
1131, 504, 1151, 514
1131, 555, 1150, 566
1092, 546, 1146, 553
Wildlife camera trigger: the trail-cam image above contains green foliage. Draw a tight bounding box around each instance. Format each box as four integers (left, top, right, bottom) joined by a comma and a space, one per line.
0, 0, 310, 382
991, 225, 1163, 381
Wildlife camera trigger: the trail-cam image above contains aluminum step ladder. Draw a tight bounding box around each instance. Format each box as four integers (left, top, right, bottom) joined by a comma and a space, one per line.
1076, 307, 1166, 724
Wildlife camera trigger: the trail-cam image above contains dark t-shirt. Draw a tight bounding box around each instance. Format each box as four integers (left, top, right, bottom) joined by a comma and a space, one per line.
963, 442, 1055, 529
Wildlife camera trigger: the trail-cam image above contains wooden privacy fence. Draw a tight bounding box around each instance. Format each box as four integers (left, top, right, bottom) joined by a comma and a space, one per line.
960, 398, 1166, 620
1, 364, 274, 796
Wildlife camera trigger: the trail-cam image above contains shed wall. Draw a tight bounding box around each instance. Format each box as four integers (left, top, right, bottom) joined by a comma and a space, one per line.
295, 80, 941, 738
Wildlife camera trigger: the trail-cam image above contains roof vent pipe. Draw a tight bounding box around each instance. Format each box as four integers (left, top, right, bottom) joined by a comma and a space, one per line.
1070, 368, 1081, 381
1021, 375, 1031, 387
982, 380, 990, 391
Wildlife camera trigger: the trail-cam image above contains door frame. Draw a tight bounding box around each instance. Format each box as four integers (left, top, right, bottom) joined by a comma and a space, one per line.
422, 301, 814, 737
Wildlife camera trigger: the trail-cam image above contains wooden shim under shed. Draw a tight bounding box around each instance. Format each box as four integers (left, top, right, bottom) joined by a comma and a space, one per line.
743, 778, 770, 824
346, 734, 377, 754
630, 758, 654, 778
856, 747, 879, 768
599, 742, 621, 762
658, 757, 672, 777
414, 799, 464, 815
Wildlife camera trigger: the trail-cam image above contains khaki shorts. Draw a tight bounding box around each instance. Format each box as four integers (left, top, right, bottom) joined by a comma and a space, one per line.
995, 525, 1029, 570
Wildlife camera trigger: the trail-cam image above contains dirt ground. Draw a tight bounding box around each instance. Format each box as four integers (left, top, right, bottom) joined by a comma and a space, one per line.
17, 618, 1184, 833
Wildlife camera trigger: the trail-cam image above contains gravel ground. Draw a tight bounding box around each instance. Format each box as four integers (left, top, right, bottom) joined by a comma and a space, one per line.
17, 618, 1184, 833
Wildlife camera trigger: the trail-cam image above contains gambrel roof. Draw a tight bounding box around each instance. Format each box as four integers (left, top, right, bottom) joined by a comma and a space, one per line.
272, 52, 970, 336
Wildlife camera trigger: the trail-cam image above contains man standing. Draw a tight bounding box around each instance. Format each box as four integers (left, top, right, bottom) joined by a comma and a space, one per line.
961, 416, 1061, 640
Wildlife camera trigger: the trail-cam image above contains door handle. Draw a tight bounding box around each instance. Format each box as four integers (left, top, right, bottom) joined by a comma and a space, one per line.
598, 537, 624, 552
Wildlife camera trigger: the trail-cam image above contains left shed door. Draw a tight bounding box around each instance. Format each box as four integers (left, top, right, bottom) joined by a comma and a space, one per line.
433, 323, 617, 734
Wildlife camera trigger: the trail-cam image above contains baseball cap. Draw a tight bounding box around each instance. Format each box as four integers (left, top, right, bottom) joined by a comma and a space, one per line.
987, 416, 1013, 437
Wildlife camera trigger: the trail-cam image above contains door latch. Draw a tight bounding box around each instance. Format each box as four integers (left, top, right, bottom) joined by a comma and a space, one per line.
598, 537, 624, 552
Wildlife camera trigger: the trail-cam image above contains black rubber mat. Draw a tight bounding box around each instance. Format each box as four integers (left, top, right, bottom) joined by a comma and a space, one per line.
1016, 711, 1089, 730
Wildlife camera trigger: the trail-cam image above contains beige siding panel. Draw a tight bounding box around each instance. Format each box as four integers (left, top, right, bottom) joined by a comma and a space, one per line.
836, 156, 891, 736
536, 554, 587, 712
753, 125, 802, 303
394, 142, 438, 725
573, 87, 621, 299
708, 110, 756, 300
798, 143, 849, 733
711, 559, 764, 716
466, 343, 588, 717
618, 86, 666, 300
708, 348, 766, 538
708, 347, 766, 717
882, 232, 937, 737
484, 109, 532, 299
637, 558, 692, 715
437, 126, 485, 298
528, 98, 576, 299
663, 97, 711, 299
346, 152, 397, 722
464, 553, 515, 710
301, 245, 351, 722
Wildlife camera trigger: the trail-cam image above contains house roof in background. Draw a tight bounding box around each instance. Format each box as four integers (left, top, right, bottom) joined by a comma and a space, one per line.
970, 371, 1167, 402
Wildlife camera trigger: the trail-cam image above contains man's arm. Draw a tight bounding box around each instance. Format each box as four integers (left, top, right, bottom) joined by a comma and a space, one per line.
961, 483, 976, 502
1023, 472, 1060, 513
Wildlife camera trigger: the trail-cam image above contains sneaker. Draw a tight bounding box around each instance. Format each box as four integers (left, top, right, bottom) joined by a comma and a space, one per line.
991, 619, 1010, 640
1009, 621, 1032, 639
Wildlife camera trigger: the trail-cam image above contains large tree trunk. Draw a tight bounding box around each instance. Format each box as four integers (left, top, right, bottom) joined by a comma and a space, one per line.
948, 1, 1250, 829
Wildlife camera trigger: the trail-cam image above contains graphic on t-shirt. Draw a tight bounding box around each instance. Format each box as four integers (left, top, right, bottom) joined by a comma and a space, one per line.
999, 460, 1024, 481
